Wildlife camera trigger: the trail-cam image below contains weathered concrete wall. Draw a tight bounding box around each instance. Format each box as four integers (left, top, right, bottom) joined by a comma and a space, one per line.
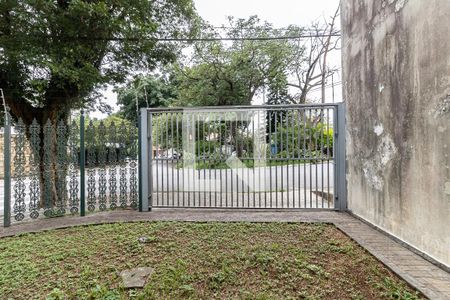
341, 0, 450, 267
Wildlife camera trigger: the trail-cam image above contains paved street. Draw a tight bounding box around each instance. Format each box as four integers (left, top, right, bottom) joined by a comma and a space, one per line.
1, 162, 334, 219
150, 162, 334, 191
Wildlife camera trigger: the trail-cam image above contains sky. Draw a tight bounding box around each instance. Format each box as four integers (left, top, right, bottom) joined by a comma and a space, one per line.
94, 0, 342, 118
194, 0, 340, 27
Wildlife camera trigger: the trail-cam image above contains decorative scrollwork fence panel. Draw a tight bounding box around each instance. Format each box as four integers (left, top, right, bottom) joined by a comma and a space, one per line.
2, 112, 139, 226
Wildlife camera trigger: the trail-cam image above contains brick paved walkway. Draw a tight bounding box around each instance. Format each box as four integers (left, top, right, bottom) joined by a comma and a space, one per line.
1, 209, 449, 299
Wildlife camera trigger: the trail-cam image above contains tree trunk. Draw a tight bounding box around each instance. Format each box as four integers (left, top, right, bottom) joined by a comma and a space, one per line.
9, 100, 71, 215
37, 108, 70, 215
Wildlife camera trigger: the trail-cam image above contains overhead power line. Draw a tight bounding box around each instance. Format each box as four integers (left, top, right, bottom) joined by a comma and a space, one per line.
308, 81, 342, 93
212, 26, 338, 31
171, 34, 341, 42
83, 33, 341, 42
9, 32, 340, 42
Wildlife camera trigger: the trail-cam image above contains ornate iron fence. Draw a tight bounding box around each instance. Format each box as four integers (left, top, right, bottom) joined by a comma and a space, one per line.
2, 104, 346, 226
2, 111, 139, 226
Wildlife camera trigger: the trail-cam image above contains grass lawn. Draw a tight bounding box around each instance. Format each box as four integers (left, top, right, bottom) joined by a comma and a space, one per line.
0, 222, 423, 300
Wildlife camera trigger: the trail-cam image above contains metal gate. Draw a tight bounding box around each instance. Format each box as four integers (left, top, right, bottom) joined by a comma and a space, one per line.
139, 103, 346, 210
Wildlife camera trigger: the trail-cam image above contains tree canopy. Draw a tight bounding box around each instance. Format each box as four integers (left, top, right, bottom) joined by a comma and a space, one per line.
0, 0, 197, 124
115, 12, 341, 117
172, 16, 295, 107
116, 74, 177, 124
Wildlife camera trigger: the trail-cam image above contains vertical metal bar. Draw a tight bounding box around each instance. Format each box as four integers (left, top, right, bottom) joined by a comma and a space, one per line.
196, 112, 200, 206
309, 109, 313, 208
285, 110, 290, 208
149, 112, 153, 210
184, 113, 188, 206
189, 112, 193, 206
280, 112, 284, 208
185, 113, 189, 206
246, 110, 250, 208
230, 114, 237, 207
320, 108, 325, 208
238, 112, 241, 207
182, 113, 186, 207
303, 108, 307, 208
138, 111, 143, 211
219, 113, 223, 207
187, 112, 191, 206
3, 109, 11, 227
333, 106, 338, 210
229, 117, 233, 207
155, 113, 159, 206
252, 111, 256, 207
208, 112, 212, 207
161, 112, 165, 206
160, 113, 164, 206
335, 102, 347, 211
274, 111, 278, 208
165, 113, 169, 206
176, 112, 180, 207
327, 108, 330, 208
291, 109, 295, 208
79, 110, 86, 217
202, 112, 206, 207
297, 109, 301, 208
238, 112, 242, 207
241, 111, 244, 208
257, 111, 261, 208
162, 113, 166, 206
213, 112, 217, 207
269, 111, 273, 208
263, 110, 267, 208
193, 112, 196, 206
190, 112, 194, 206
139, 108, 149, 212
208, 112, 211, 207
170, 112, 175, 207
314, 109, 318, 208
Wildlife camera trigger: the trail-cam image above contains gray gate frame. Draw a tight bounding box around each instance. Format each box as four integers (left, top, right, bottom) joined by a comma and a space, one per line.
334, 102, 347, 211
138, 103, 347, 212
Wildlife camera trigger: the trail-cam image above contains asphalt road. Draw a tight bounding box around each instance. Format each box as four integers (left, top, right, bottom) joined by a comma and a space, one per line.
0, 162, 334, 218
149, 162, 334, 192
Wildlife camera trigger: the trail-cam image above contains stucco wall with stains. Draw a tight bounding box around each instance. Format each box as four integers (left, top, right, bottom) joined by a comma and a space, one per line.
341, 0, 450, 267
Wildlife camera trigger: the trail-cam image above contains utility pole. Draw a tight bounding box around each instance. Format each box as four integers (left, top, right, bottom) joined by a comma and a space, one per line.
144, 86, 149, 108
331, 73, 335, 103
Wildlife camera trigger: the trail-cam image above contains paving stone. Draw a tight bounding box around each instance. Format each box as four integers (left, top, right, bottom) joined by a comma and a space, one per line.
120, 267, 154, 288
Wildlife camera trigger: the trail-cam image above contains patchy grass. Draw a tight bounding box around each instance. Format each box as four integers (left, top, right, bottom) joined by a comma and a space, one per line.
0, 222, 423, 299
